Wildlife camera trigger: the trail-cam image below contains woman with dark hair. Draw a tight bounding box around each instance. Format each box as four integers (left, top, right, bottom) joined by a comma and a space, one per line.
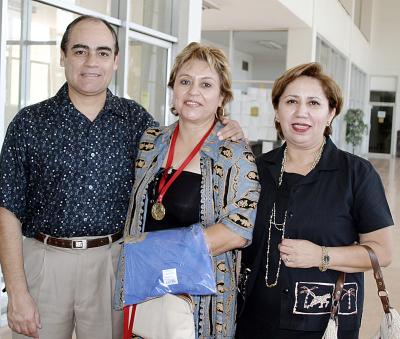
235, 62, 394, 339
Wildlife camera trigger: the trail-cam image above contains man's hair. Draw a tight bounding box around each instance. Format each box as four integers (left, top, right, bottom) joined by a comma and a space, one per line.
61, 15, 119, 55
168, 42, 233, 111
271, 62, 343, 138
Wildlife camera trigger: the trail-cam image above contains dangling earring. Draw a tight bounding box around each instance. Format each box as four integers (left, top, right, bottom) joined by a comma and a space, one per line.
216, 106, 225, 120
170, 106, 178, 116
326, 121, 331, 127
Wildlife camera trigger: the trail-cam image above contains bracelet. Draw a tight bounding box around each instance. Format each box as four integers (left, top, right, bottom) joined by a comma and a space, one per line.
319, 246, 330, 272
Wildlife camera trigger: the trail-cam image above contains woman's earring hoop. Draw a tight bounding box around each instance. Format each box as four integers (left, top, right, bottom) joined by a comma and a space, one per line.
170, 106, 178, 116
216, 106, 225, 120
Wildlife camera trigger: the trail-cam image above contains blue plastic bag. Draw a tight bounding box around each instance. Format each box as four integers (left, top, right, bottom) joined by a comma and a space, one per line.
124, 224, 216, 305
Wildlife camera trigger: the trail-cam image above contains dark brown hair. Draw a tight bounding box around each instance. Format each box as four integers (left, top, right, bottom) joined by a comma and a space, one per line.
271, 62, 343, 138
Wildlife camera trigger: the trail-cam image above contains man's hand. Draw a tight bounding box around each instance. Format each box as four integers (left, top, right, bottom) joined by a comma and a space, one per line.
217, 118, 245, 141
8, 291, 41, 338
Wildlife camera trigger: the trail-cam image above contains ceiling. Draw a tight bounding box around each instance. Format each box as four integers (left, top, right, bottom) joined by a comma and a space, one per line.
202, 30, 288, 61
201, 0, 309, 31
201, 0, 308, 62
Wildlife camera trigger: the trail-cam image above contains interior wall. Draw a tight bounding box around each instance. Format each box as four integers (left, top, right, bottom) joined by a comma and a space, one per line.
253, 58, 285, 82
278, 0, 314, 27
369, 0, 400, 145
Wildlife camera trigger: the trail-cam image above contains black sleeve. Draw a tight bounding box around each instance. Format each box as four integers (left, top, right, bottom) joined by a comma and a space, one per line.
352, 160, 394, 233
0, 114, 29, 223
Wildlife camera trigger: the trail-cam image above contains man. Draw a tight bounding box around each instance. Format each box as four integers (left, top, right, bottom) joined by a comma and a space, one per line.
0, 15, 242, 339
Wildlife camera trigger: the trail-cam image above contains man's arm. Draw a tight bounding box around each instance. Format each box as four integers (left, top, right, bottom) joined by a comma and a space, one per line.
0, 207, 41, 338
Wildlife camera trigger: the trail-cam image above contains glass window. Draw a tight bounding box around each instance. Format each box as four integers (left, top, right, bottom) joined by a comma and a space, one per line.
354, 0, 372, 41
127, 39, 168, 124
370, 91, 396, 103
29, 4, 78, 105
349, 64, 367, 109
5, 0, 22, 129
316, 36, 347, 145
130, 0, 173, 35
29, 3, 119, 105
61, 0, 114, 16
316, 37, 347, 90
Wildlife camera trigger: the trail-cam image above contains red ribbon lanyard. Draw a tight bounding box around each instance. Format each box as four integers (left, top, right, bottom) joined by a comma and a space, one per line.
156, 121, 216, 204
123, 305, 136, 339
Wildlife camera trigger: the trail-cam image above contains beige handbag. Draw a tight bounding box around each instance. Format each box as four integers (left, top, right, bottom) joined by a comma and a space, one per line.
124, 293, 195, 339
362, 245, 400, 339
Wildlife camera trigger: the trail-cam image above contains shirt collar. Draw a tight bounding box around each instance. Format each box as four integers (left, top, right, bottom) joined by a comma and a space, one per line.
55, 83, 128, 120
154, 121, 225, 162
264, 136, 339, 185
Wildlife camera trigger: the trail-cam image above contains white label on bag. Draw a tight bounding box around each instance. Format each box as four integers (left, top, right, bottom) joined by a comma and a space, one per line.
162, 268, 178, 285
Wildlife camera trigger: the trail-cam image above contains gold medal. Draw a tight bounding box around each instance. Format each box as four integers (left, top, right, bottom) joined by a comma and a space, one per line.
151, 202, 166, 220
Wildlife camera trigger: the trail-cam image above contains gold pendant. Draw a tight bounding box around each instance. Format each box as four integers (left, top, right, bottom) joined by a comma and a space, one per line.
151, 202, 166, 220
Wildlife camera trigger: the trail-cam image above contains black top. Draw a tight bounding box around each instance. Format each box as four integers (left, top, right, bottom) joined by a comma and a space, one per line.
238, 138, 394, 332
244, 172, 303, 335
144, 169, 201, 231
0, 83, 156, 237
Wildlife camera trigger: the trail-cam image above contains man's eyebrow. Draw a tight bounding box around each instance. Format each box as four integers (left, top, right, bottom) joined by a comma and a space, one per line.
71, 44, 89, 50
71, 44, 113, 52
96, 46, 113, 52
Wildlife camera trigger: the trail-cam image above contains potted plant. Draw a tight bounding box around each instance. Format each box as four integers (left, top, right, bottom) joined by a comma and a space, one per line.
344, 108, 368, 154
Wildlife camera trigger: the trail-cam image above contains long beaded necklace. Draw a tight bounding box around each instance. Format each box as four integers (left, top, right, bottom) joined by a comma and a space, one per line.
264, 137, 326, 287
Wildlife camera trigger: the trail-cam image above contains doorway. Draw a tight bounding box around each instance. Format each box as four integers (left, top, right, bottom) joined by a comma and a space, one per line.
368, 105, 393, 154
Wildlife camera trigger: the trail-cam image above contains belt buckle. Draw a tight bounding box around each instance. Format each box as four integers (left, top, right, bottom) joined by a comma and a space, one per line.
72, 239, 87, 249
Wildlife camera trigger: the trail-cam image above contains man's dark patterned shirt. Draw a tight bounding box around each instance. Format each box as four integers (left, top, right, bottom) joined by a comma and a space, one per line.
0, 83, 157, 237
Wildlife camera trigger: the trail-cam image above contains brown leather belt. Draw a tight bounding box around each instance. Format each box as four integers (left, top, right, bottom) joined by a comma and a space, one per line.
35, 230, 123, 249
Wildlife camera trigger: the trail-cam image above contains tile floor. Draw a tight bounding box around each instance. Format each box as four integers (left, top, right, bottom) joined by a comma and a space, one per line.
1, 156, 399, 339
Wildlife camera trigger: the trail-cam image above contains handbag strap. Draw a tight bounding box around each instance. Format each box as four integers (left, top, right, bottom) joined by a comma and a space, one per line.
361, 244, 391, 314
330, 272, 346, 319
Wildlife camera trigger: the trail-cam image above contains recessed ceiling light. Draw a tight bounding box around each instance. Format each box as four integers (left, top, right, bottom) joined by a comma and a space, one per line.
258, 40, 283, 50
202, 0, 220, 10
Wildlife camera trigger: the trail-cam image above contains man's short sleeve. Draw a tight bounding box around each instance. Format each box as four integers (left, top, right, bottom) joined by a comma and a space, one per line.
0, 115, 29, 222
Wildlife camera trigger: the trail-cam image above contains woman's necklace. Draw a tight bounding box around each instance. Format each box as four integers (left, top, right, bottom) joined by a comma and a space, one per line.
264, 138, 326, 288
151, 121, 215, 220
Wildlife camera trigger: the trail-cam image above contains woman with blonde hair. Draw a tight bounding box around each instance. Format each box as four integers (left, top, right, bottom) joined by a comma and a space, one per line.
116, 42, 260, 338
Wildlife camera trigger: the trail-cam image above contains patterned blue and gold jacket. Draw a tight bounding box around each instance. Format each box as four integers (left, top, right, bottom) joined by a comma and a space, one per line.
115, 121, 260, 338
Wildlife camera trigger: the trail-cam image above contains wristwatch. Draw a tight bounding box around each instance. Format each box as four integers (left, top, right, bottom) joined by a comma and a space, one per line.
319, 246, 330, 272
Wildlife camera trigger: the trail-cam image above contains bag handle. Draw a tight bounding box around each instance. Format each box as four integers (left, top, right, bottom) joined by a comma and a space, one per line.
360, 244, 391, 314
330, 272, 346, 319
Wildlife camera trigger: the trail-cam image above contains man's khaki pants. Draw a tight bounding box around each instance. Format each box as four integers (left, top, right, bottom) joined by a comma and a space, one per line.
13, 236, 123, 339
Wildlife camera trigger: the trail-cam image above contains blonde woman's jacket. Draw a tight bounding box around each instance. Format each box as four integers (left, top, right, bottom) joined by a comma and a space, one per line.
115, 121, 260, 338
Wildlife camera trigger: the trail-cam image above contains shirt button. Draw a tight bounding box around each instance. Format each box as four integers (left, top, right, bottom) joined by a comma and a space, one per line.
90, 152, 95, 157
283, 288, 289, 294
289, 212, 294, 218
88, 185, 94, 190
83, 217, 88, 222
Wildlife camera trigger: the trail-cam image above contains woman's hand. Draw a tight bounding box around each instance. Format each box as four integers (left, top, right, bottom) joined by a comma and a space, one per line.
279, 238, 321, 268
278, 226, 394, 272
217, 118, 245, 141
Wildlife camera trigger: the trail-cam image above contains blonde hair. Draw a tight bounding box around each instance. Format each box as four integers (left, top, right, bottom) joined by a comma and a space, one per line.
272, 62, 343, 138
168, 42, 233, 120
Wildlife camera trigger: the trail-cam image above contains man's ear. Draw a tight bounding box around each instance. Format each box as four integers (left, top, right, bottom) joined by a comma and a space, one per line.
60, 50, 65, 67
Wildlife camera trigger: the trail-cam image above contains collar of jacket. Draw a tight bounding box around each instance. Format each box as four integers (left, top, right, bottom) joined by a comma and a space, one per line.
152, 120, 227, 162
263, 137, 340, 186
